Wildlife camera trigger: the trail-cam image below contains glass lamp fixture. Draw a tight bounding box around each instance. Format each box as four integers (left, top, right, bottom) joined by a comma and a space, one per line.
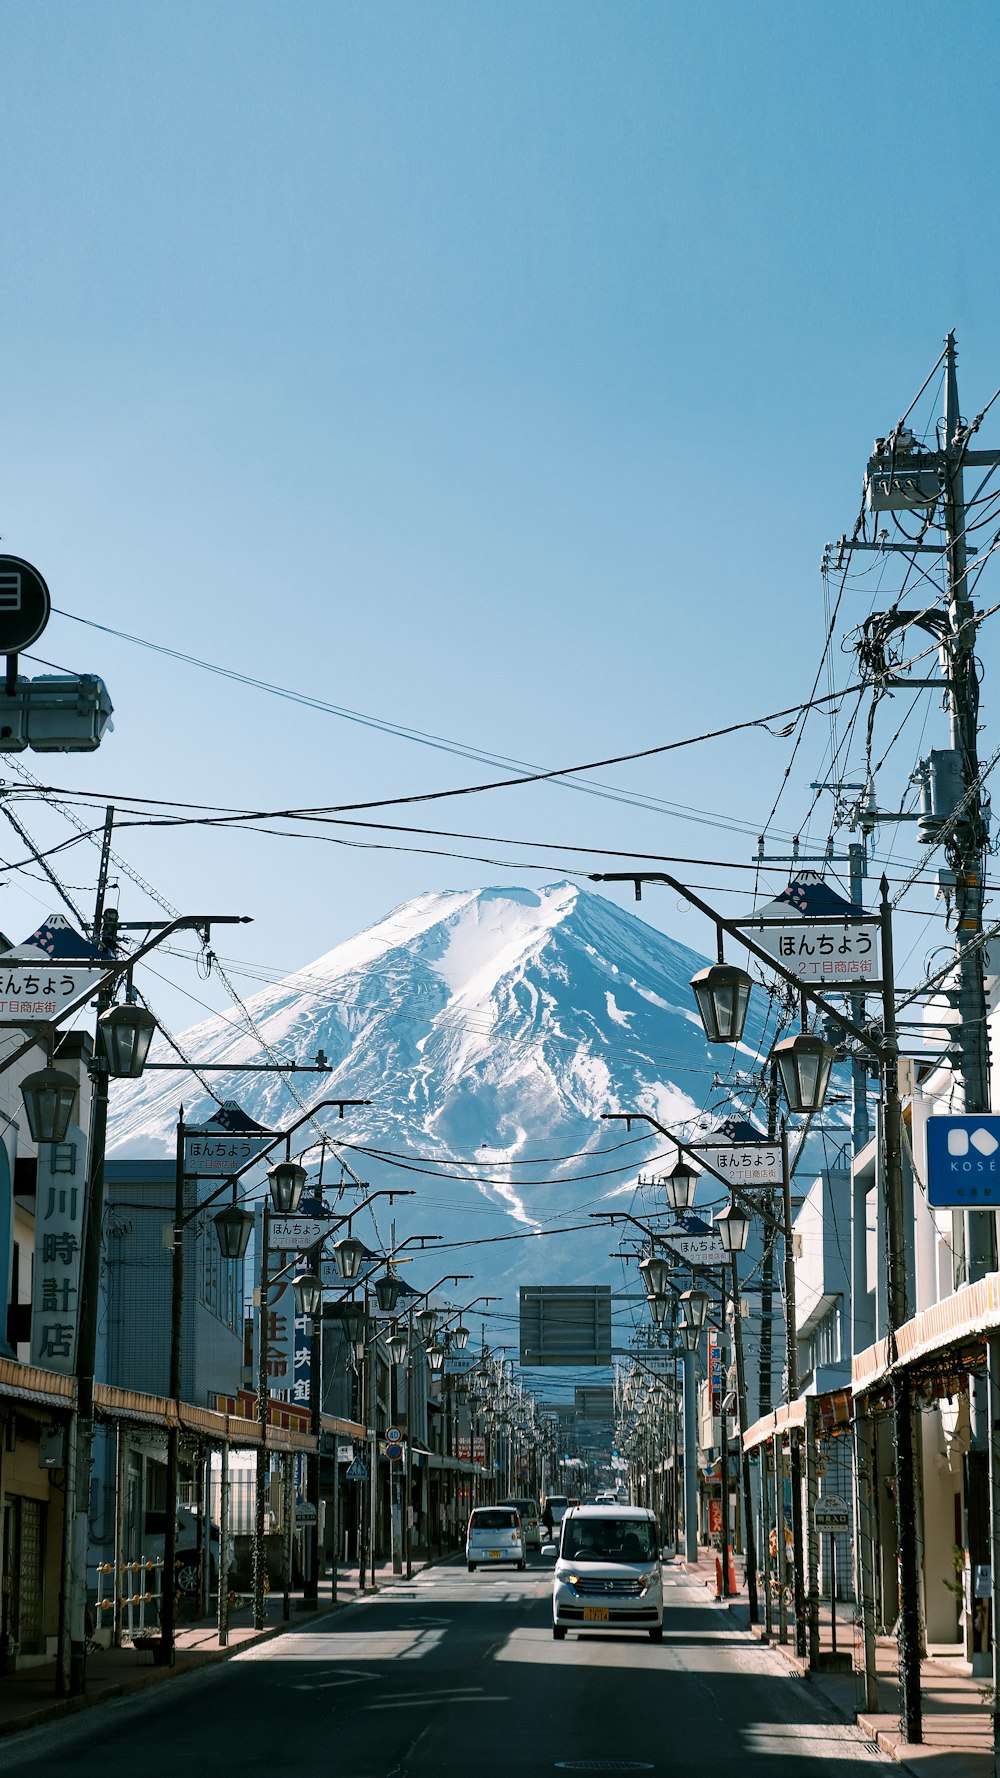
415, 1307, 439, 1343
374, 1272, 402, 1313
333, 1234, 366, 1282
213, 1202, 254, 1261
292, 1272, 322, 1318
715, 1200, 751, 1253
681, 1321, 701, 1352
267, 1161, 307, 1215
690, 962, 753, 1045
648, 1292, 669, 1327
20, 1067, 78, 1145
638, 1253, 672, 1300
427, 1345, 446, 1376
679, 1287, 710, 1329
97, 1004, 157, 1078
664, 1160, 697, 1215
340, 1300, 366, 1345
386, 1327, 409, 1367
451, 1323, 470, 1351
771, 1032, 835, 1114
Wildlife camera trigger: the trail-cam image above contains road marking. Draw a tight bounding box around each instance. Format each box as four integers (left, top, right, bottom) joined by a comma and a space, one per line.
288, 1667, 380, 1691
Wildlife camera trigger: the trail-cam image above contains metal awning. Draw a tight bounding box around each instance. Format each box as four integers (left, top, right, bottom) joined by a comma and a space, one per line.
741, 1398, 806, 1454
852, 1271, 1000, 1396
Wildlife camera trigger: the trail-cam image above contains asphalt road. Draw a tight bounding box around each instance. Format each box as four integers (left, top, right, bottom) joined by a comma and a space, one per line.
0, 1560, 887, 1777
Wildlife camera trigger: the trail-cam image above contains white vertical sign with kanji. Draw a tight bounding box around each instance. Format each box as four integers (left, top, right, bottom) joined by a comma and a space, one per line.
31, 1123, 86, 1373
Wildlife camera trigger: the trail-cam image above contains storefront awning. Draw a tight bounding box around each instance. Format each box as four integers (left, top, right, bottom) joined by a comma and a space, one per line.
852, 1270, 1000, 1396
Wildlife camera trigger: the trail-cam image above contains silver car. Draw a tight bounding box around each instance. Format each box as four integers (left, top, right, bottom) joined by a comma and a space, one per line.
466, 1505, 526, 1571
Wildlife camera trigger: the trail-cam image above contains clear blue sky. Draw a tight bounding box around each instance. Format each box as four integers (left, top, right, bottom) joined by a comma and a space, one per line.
0, 1, 998, 1034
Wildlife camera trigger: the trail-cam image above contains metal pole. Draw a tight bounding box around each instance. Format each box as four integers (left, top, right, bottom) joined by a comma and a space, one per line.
880, 877, 922, 1743
67, 904, 118, 1694
718, 1290, 730, 1599
760, 1442, 772, 1645
775, 1436, 788, 1645
805, 1399, 820, 1671
730, 1255, 758, 1624
683, 1346, 698, 1564
218, 1436, 230, 1647
780, 1120, 807, 1659
405, 1311, 414, 1580
253, 1200, 270, 1629
986, 1333, 1000, 1775
112, 1422, 125, 1649
161, 1113, 186, 1664
854, 1409, 880, 1712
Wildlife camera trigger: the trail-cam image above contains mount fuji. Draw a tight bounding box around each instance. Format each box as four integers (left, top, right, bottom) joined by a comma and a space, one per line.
107, 883, 771, 1325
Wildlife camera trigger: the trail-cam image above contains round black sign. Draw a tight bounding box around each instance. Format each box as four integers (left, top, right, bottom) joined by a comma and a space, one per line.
0, 556, 51, 653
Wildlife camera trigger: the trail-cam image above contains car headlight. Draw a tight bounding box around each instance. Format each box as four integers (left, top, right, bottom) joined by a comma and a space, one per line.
638, 1569, 661, 1595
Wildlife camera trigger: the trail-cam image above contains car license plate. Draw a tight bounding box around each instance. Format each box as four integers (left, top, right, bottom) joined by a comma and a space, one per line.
583, 1607, 610, 1622
488, 1550, 502, 1558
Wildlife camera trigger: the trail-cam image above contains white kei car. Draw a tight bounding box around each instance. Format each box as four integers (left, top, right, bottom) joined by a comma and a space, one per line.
552, 1505, 663, 1640
466, 1505, 526, 1571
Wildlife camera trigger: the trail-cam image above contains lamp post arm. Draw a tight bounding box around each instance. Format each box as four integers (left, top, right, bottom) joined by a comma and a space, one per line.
600, 1111, 784, 1234
591, 871, 883, 1058
174, 1108, 380, 1230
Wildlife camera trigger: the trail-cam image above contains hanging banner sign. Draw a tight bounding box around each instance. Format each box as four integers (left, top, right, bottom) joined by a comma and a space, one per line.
741, 919, 881, 984
268, 1216, 333, 1251
184, 1131, 275, 1175
692, 1142, 782, 1186
0, 963, 104, 1023
660, 1223, 727, 1266
735, 872, 881, 986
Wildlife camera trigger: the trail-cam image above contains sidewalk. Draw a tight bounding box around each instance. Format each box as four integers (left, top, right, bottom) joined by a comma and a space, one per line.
674, 1548, 993, 1778
0, 1558, 434, 1738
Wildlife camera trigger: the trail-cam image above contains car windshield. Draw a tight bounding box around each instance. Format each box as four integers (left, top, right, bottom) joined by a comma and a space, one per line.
471, 1510, 517, 1531
561, 1518, 657, 1563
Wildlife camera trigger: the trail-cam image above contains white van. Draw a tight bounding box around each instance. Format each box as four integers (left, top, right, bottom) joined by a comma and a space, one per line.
466, 1505, 526, 1572
552, 1505, 663, 1640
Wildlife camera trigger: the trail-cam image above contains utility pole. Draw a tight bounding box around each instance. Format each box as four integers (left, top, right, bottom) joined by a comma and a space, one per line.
943, 334, 995, 1268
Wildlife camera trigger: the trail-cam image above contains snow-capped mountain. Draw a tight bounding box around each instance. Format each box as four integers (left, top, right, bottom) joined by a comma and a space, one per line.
108, 883, 769, 1314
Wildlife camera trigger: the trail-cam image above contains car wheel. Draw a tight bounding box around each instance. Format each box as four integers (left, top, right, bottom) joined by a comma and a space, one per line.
467, 1562, 476, 1572
175, 1558, 200, 1595
553, 1625, 567, 1640
649, 1626, 664, 1642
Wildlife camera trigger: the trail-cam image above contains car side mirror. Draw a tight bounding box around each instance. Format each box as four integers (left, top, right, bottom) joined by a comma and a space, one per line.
541, 1542, 558, 1559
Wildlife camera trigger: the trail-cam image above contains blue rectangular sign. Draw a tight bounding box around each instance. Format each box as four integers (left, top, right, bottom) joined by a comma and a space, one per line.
926, 1115, 1000, 1207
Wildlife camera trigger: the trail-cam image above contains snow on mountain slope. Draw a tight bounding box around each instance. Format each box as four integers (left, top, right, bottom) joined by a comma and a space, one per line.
108, 883, 768, 1307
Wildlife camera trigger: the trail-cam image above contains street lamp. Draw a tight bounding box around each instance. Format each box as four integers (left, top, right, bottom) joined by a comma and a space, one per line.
213, 1201, 254, 1260
96, 1003, 157, 1078
374, 1272, 402, 1313
292, 1272, 322, 1318
715, 1201, 751, 1253
664, 1159, 697, 1215
451, 1323, 470, 1351
647, 1294, 669, 1328
427, 1345, 446, 1376
340, 1300, 366, 1345
638, 1254, 672, 1300
681, 1322, 701, 1352
19, 1065, 78, 1144
333, 1234, 366, 1281
267, 1160, 307, 1214
679, 1287, 710, 1329
771, 1032, 835, 1115
415, 1307, 439, 1343
690, 962, 753, 1045
386, 1326, 409, 1367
